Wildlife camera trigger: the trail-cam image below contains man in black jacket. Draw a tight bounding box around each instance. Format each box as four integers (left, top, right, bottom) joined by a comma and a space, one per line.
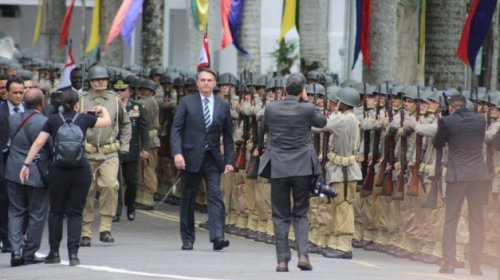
258, 73, 327, 272
170, 68, 234, 251
434, 94, 489, 275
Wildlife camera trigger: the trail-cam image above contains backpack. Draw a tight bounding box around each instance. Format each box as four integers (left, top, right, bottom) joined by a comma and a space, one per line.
53, 113, 85, 167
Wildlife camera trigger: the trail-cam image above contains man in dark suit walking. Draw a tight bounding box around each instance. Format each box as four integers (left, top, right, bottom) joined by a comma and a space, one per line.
0, 77, 26, 254
434, 94, 489, 276
170, 68, 234, 251
258, 73, 327, 272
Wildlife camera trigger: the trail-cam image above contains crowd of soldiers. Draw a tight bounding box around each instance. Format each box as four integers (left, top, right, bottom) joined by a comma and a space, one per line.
0, 55, 498, 269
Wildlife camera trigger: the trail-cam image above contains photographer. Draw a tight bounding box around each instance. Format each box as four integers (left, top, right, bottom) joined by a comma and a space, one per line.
257, 73, 326, 272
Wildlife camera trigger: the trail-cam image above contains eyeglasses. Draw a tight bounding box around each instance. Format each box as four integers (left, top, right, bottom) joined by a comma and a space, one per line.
115, 89, 127, 92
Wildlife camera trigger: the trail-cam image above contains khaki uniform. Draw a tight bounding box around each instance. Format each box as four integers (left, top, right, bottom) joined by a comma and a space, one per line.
324, 110, 362, 252
79, 90, 131, 238
136, 95, 161, 207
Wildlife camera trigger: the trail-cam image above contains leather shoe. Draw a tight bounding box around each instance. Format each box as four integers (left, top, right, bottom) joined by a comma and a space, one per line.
439, 264, 455, 274
80, 236, 91, 247
470, 264, 482, 276
297, 255, 313, 271
135, 203, 154, 211
11, 250, 23, 267
44, 251, 61, 264
213, 239, 230, 251
112, 215, 120, 223
265, 235, 275, 244
99, 231, 115, 243
127, 210, 136, 221
255, 232, 267, 242
394, 249, 411, 258
276, 262, 288, 272
322, 248, 353, 259
364, 241, 379, 251
182, 241, 193, 250
1, 240, 12, 253
308, 244, 321, 254
421, 254, 441, 265
23, 255, 45, 265
352, 239, 368, 248
69, 252, 80, 266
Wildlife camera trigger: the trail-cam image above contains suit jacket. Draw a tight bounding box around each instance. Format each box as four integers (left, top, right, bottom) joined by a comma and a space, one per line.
123, 99, 150, 162
170, 93, 234, 173
434, 108, 489, 183
0, 101, 11, 149
5, 109, 51, 188
258, 96, 327, 179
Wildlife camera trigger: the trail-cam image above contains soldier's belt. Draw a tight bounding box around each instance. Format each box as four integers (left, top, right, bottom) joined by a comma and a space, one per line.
327, 152, 356, 167
149, 129, 158, 138
85, 141, 121, 154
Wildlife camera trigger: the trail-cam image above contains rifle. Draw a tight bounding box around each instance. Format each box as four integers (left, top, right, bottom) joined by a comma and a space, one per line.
361, 83, 371, 180
246, 110, 259, 178
361, 85, 382, 197
380, 92, 396, 196
320, 80, 330, 175
233, 75, 248, 170
408, 87, 423, 196
393, 103, 406, 200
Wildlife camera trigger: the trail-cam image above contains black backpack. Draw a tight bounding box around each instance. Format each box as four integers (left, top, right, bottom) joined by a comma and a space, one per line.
53, 113, 85, 167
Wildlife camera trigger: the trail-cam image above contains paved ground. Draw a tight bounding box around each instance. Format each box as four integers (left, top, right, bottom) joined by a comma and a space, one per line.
0, 202, 498, 280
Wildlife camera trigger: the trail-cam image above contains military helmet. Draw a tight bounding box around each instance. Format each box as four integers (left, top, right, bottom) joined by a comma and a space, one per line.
326, 86, 341, 102
149, 67, 163, 77
160, 72, 172, 84
88, 64, 109, 80
363, 85, 376, 96
306, 83, 326, 96
218, 73, 238, 86
340, 79, 357, 88
490, 92, 500, 108
426, 91, 441, 104
139, 79, 157, 92
337, 87, 361, 107
402, 85, 419, 100
255, 75, 268, 88
306, 71, 320, 82
185, 77, 197, 90
174, 76, 184, 87
391, 85, 405, 97
124, 74, 141, 88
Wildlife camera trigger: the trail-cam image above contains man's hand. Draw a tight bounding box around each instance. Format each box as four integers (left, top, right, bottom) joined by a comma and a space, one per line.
140, 150, 150, 160
224, 164, 234, 174
174, 154, 186, 170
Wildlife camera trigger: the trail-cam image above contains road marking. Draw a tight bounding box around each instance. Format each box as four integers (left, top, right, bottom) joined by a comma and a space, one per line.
349, 260, 383, 269
405, 272, 476, 280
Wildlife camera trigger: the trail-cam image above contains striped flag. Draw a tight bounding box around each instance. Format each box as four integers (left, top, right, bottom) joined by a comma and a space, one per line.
352, 0, 371, 68
121, 0, 144, 48
192, 0, 209, 32
85, 0, 101, 53
32, 0, 44, 45
59, 0, 76, 49
221, 0, 250, 57
457, 0, 498, 70
197, 30, 210, 69
105, 0, 133, 50
278, 0, 299, 42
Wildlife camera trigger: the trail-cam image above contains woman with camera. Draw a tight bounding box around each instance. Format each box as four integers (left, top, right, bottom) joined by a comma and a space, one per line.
20, 90, 111, 266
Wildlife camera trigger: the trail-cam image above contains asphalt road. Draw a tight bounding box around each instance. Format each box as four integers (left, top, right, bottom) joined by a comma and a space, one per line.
0, 202, 497, 280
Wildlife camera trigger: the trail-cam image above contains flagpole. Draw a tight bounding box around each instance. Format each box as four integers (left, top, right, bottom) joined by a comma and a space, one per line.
81, 0, 87, 62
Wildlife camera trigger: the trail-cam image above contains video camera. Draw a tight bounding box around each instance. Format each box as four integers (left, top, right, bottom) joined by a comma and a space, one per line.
310, 175, 338, 199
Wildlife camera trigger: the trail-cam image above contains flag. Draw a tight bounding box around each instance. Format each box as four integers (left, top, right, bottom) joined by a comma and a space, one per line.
192, 0, 209, 32
278, 0, 298, 42
105, 0, 133, 50
197, 30, 210, 69
352, 0, 371, 69
59, 0, 76, 49
59, 44, 76, 89
121, 0, 144, 48
85, 0, 101, 53
417, 0, 426, 66
33, 0, 44, 45
457, 0, 498, 70
221, 0, 250, 57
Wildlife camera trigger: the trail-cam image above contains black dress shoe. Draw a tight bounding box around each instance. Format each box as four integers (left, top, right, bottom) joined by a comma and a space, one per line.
297, 255, 313, 271
11, 251, 23, 267
127, 209, 136, 221
265, 235, 275, 244
99, 231, 115, 243
80, 236, 91, 247
276, 262, 288, 272
394, 249, 411, 258
182, 241, 193, 250
213, 239, 230, 251
439, 264, 455, 274
308, 244, 321, 254
23, 255, 45, 265
1, 240, 12, 253
364, 241, 379, 251
44, 251, 61, 264
112, 215, 120, 223
470, 264, 482, 276
153, 193, 165, 202
322, 248, 353, 259
421, 254, 441, 264
255, 232, 267, 242
69, 252, 80, 266
352, 239, 368, 248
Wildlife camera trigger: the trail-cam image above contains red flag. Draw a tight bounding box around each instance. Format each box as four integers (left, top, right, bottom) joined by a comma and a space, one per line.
59, 45, 76, 89
59, 0, 76, 49
197, 30, 210, 69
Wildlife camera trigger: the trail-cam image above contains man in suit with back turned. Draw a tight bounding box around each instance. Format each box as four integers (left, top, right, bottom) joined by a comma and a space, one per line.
258, 73, 327, 272
434, 94, 489, 276
170, 68, 234, 251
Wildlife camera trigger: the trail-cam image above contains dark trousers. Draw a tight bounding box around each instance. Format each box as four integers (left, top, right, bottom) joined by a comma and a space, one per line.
6, 181, 49, 258
180, 152, 224, 243
121, 160, 139, 214
443, 181, 485, 265
0, 153, 9, 247
48, 163, 92, 253
270, 176, 310, 263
